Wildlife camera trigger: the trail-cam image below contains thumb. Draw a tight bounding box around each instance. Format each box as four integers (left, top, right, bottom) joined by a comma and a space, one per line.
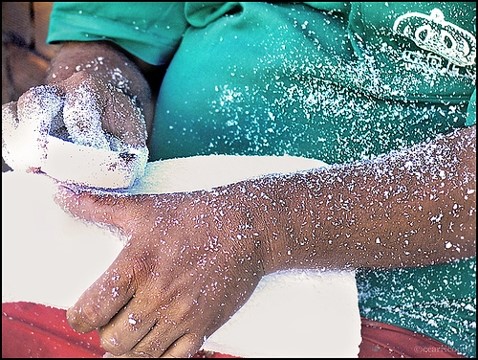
54, 185, 135, 230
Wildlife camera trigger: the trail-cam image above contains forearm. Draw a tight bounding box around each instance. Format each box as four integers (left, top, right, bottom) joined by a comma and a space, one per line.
241, 126, 476, 272
46, 41, 154, 136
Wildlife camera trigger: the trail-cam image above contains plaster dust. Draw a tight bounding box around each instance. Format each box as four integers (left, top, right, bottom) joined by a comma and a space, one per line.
2, 154, 361, 358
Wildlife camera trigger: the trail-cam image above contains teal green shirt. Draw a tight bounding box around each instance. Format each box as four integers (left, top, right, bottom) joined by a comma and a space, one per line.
48, 2, 476, 357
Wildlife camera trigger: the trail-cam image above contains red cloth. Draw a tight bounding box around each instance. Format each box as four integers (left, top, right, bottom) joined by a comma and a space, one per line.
2, 302, 465, 358
359, 318, 466, 358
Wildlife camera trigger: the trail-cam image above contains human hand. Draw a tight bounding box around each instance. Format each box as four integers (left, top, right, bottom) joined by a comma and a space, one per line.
2, 70, 149, 188
3, 70, 147, 152
56, 186, 267, 357
57, 70, 148, 148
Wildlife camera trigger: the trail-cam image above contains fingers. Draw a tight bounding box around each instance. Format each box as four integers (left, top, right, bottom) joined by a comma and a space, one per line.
2, 101, 21, 169
102, 90, 148, 148
161, 333, 204, 358
60, 72, 110, 149
102, 334, 204, 358
108, 326, 203, 358
124, 309, 186, 357
94, 278, 204, 358
66, 257, 135, 334
59, 71, 147, 149
72, 272, 202, 358
17, 84, 64, 131
119, 300, 204, 358
4, 71, 147, 174
98, 294, 159, 355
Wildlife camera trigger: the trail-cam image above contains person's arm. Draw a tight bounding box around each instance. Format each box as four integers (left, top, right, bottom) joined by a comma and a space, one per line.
57, 125, 475, 358
261, 125, 476, 272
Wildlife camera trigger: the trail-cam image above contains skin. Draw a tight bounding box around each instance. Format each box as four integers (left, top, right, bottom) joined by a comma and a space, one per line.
5, 41, 476, 357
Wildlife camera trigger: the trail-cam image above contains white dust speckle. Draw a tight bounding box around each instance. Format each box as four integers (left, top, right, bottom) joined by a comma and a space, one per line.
128, 313, 137, 325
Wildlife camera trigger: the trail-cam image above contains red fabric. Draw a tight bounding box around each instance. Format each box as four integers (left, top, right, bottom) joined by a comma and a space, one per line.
2, 302, 103, 358
2, 302, 465, 358
359, 318, 466, 358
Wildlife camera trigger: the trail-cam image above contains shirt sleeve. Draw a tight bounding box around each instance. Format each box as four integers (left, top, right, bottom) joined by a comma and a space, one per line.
465, 90, 476, 126
46, 2, 189, 65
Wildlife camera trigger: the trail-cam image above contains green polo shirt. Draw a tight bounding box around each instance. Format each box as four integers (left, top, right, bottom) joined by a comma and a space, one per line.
48, 2, 476, 357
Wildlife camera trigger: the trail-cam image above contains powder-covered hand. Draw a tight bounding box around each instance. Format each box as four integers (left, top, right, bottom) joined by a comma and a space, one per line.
2, 71, 147, 172
56, 71, 148, 149
44, 41, 154, 148
3, 41, 154, 176
55, 186, 268, 358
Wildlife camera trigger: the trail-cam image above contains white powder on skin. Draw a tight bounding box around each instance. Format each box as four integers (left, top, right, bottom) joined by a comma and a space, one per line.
62, 81, 110, 149
2, 155, 362, 358
2, 83, 149, 189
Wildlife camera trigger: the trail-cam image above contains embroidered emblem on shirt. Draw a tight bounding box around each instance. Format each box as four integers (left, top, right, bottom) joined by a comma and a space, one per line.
392, 8, 476, 67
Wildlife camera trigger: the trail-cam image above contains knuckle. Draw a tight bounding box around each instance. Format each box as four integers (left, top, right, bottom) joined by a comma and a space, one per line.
76, 302, 104, 328
98, 324, 135, 355
100, 334, 125, 355
18, 85, 63, 117
126, 350, 156, 358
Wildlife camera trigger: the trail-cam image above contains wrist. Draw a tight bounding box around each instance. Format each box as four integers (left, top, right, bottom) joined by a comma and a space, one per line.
230, 178, 293, 275
237, 171, 334, 274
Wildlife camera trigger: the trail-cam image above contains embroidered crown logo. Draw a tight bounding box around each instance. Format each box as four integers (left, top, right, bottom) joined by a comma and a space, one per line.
393, 8, 476, 67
